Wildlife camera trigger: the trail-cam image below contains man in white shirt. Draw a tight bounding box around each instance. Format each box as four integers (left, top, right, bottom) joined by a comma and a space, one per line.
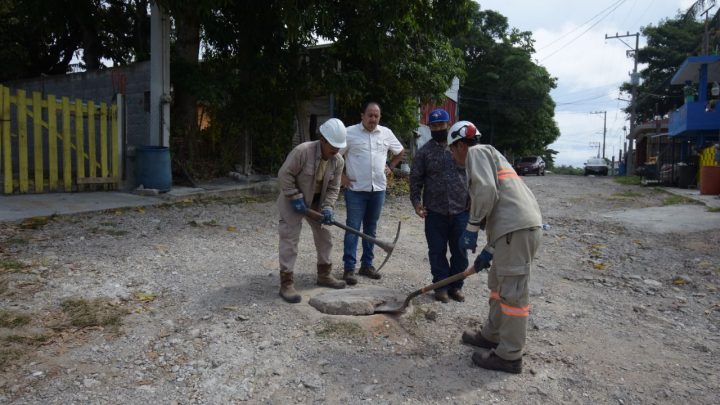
340, 101, 404, 284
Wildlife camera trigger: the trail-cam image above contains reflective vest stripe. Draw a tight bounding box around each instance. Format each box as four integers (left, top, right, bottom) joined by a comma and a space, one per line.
500, 303, 530, 317
497, 168, 519, 180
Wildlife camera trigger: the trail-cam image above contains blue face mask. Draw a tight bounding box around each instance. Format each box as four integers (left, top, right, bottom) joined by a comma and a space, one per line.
431, 129, 448, 142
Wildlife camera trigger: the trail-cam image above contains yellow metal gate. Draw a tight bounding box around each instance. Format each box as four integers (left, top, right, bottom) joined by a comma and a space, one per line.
0, 85, 120, 194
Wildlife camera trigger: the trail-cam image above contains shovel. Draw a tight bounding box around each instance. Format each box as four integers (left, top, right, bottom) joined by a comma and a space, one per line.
374, 264, 479, 313
306, 208, 401, 272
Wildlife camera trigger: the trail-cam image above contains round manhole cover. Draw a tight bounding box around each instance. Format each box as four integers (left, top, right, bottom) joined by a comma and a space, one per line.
308, 287, 408, 315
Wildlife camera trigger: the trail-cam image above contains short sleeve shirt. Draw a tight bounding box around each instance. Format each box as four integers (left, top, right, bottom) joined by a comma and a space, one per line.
341, 123, 404, 192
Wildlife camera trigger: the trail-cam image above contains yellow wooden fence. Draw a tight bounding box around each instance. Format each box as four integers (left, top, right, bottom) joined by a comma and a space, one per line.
0, 85, 120, 194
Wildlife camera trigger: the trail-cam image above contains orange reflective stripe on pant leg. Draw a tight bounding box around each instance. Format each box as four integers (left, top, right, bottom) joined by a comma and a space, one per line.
500, 303, 530, 317
489, 290, 500, 301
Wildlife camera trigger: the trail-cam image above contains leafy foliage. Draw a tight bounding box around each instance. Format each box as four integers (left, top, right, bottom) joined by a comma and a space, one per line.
315, 0, 471, 141
455, 7, 560, 158
0, 0, 150, 81
1, 1, 560, 177
552, 165, 584, 176
620, 15, 704, 124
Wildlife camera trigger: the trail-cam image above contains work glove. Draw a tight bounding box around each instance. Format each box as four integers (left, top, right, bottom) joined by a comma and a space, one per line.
474, 249, 493, 272
291, 197, 307, 214
321, 207, 334, 225
459, 229, 478, 252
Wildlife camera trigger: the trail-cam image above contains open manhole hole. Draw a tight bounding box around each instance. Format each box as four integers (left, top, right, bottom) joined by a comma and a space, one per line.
308, 287, 409, 315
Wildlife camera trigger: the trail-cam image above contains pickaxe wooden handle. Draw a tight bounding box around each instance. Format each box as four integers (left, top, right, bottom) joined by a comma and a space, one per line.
306, 208, 401, 272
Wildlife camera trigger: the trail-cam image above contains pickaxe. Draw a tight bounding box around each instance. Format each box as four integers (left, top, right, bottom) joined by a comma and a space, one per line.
306, 208, 401, 272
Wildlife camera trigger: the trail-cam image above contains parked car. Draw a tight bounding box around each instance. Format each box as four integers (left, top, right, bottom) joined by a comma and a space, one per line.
584, 158, 609, 176
514, 156, 545, 176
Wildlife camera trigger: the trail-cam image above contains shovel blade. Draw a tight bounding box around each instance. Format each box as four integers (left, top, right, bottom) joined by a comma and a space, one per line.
373, 301, 408, 313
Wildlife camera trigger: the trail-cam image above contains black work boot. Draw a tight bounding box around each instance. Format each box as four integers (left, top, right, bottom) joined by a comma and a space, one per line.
316, 264, 346, 289
279, 272, 301, 304
359, 265, 381, 280
434, 289, 450, 303
343, 270, 358, 286
472, 351, 522, 374
461, 330, 498, 349
448, 288, 465, 302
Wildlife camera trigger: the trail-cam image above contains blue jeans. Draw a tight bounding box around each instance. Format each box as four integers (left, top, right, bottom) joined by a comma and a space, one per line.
425, 210, 469, 290
343, 189, 386, 270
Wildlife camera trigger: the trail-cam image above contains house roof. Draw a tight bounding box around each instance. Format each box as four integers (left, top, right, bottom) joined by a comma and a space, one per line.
671, 55, 720, 84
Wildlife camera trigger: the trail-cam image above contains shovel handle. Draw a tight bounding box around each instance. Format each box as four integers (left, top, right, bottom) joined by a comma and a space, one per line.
406, 264, 477, 302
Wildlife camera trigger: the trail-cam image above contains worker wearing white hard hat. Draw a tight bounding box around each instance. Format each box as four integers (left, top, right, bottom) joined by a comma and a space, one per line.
276, 118, 349, 304
447, 120, 543, 374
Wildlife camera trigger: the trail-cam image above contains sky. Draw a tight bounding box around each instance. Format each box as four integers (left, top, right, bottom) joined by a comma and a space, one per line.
476, 0, 699, 167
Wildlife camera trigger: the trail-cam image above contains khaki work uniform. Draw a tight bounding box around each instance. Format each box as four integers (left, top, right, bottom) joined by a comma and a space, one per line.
277, 141, 344, 274
465, 145, 543, 361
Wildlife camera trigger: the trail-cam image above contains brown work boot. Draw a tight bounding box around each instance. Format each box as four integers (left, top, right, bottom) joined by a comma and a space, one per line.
461, 330, 498, 349
472, 351, 522, 374
317, 264, 346, 289
359, 265, 382, 280
343, 270, 358, 286
434, 289, 450, 303
279, 272, 301, 304
448, 288, 465, 302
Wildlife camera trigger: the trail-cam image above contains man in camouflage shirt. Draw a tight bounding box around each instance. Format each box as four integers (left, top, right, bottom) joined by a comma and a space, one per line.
409, 108, 470, 303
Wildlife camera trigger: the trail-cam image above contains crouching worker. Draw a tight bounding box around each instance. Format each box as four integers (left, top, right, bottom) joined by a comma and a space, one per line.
447, 121, 543, 374
277, 118, 348, 303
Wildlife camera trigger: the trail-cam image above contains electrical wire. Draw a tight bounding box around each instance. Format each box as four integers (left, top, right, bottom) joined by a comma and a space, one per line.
537, 0, 626, 51
539, 0, 628, 62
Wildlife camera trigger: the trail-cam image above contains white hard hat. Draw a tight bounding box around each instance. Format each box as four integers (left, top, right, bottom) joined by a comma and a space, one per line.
447, 120, 480, 146
319, 118, 347, 148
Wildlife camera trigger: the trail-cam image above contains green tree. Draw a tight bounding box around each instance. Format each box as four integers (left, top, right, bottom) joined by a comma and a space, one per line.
455, 7, 559, 158
163, 0, 475, 175
620, 15, 704, 124
315, 0, 473, 141
0, 0, 150, 81
0, 0, 79, 80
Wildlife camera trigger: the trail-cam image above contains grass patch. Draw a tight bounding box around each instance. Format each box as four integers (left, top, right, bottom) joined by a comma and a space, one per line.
0, 348, 26, 366
60, 298, 126, 328
315, 320, 364, 338
707, 206, 720, 212
102, 229, 129, 236
19, 215, 55, 229
662, 195, 695, 205
387, 176, 410, 197
88, 227, 129, 236
6, 237, 29, 245
609, 191, 643, 199
0, 258, 25, 272
2, 334, 50, 345
0, 310, 31, 328
614, 176, 642, 185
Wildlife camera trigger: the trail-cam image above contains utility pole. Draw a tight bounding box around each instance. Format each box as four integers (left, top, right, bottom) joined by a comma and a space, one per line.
606, 31, 640, 174
701, 5, 716, 54
591, 111, 607, 159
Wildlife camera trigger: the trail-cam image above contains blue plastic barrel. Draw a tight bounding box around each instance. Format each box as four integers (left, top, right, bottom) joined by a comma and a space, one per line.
135, 146, 172, 192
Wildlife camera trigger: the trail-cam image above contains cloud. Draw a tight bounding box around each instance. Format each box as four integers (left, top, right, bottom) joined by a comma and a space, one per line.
534, 26, 636, 90
475, 0, 693, 167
